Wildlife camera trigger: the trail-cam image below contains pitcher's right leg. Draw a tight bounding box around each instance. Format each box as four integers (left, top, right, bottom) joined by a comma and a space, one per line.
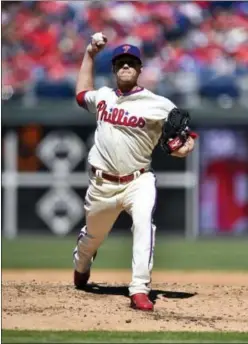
73, 207, 121, 287
73, 225, 97, 276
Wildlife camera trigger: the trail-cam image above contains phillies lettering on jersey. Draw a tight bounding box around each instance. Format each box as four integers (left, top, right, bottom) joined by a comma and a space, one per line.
76, 86, 176, 175
97, 100, 145, 128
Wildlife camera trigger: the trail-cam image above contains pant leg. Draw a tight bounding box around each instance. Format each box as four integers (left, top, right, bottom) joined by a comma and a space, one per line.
73, 179, 122, 273
122, 172, 157, 296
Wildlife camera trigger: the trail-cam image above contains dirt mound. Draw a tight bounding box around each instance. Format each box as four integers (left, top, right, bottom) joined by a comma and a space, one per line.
2, 270, 248, 332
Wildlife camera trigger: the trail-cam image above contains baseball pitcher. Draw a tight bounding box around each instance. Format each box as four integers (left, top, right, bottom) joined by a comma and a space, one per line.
73, 32, 197, 311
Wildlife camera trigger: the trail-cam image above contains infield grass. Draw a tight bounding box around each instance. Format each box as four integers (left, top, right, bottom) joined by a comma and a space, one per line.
2, 330, 248, 343
2, 235, 248, 270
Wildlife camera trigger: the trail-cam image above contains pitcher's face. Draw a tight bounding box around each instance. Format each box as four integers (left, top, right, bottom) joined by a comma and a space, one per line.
113, 56, 142, 85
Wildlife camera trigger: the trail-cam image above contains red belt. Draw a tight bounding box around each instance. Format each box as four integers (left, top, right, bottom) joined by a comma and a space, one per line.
91, 166, 145, 183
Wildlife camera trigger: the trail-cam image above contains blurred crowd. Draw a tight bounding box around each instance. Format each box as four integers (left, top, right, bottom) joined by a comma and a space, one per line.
2, 1, 248, 104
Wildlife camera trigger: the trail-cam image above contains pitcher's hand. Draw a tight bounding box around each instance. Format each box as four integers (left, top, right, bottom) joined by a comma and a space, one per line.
87, 32, 108, 58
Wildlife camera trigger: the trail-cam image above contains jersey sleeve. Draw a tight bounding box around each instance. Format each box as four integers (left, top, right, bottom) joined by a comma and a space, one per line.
76, 90, 97, 114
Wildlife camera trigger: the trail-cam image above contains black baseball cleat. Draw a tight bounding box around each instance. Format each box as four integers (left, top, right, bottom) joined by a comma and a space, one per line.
74, 251, 97, 289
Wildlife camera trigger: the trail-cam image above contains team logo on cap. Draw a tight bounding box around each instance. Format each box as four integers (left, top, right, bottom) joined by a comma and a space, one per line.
123, 45, 131, 53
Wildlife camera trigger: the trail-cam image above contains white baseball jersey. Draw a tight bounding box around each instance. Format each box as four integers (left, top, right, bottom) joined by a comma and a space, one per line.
80, 86, 176, 175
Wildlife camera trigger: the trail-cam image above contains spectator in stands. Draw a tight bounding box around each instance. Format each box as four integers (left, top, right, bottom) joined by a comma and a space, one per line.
2, 1, 248, 102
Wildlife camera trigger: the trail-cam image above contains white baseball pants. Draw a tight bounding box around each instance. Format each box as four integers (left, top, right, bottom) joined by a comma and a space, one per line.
73, 170, 157, 296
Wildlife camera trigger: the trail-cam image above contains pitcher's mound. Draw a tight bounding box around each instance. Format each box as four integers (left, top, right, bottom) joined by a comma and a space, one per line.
2, 270, 248, 332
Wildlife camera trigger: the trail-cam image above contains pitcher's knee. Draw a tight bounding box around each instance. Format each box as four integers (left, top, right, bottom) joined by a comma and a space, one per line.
132, 216, 152, 231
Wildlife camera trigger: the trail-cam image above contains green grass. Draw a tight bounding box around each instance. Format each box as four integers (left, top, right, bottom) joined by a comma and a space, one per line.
2, 235, 248, 270
2, 330, 248, 343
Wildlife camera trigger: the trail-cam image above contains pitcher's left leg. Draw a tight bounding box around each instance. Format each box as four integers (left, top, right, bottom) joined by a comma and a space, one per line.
123, 172, 157, 298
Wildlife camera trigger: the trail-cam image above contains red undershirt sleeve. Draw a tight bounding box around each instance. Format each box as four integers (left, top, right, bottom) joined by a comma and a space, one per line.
76, 90, 97, 114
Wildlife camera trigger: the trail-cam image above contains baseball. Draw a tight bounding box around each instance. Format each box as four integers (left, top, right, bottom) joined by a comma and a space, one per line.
91, 32, 105, 46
